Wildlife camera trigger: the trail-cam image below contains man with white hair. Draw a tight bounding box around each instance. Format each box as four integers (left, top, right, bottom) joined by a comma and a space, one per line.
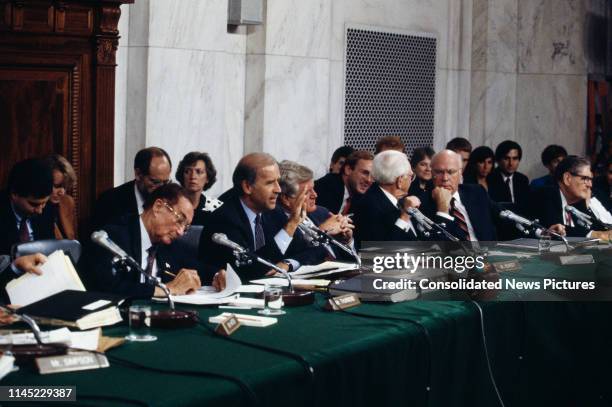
423, 149, 498, 241
353, 150, 423, 244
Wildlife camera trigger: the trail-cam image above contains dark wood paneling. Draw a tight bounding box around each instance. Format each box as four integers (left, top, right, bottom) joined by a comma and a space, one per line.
0, 0, 133, 236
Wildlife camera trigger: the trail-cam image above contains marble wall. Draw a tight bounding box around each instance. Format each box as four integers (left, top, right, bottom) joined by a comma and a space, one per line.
114, 0, 597, 193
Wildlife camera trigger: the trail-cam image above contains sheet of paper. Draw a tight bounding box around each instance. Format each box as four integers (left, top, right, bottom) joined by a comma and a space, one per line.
6, 251, 85, 306
0, 327, 71, 345
235, 285, 265, 294
229, 297, 264, 309
0, 355, 15, 381
290, 261, 359, 276
249, 277, 330, 287
69, 329, 101, 351
209, 312, 277, 327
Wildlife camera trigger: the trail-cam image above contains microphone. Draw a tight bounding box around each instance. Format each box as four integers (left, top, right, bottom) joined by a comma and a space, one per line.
499, 210, 533, 235
212, 233, 247, 253
565, 206, 593, 228
91, 230, 129, 259
405, 207, 434, 231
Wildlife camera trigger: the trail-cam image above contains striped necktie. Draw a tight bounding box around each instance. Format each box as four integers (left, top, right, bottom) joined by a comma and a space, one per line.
254, 214, 265, 251
450, 197, 469, 240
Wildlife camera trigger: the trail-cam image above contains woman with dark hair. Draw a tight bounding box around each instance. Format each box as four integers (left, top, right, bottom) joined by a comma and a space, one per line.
45, 154, 77, 239
408, 147, 435, 199
175, 152, 220, 225
463, 146, 495, 190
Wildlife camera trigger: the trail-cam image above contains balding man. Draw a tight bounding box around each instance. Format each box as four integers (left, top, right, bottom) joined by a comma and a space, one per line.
198, 153, 307, 285
92, 147, 173, 229
422, 150, 498, 241
353, 150, 424, 244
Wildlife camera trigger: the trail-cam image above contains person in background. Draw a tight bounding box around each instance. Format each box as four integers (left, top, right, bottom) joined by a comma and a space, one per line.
408, 146, 435, 200
328, 146, 355, 174
375, 136, 406, 154
446, 137, 473, 171
530, 145, 567, 189
175, 151, 220, 226
592, 157, 612, 213
45, 154, 77, 239
463, 146, 495, 191
0, 159, 55, 255
314, 150, 374, 214
92, 147, 172, 229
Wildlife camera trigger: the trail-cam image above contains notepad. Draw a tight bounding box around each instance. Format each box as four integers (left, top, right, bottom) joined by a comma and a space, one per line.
6, 250, 85, 307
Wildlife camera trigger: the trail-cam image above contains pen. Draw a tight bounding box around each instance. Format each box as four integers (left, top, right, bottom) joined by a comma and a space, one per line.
164, 270, 177, 278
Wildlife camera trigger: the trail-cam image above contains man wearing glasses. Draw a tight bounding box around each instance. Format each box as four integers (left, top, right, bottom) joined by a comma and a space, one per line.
352, 150, 424, 245
532, 156, 612, 239
92, 147, 172, 229
423, 150, 498, 241
83, 183, 201, 298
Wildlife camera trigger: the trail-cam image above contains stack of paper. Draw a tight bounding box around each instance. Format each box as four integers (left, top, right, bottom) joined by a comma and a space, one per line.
0, 327, 100, 351
6, 251, 85, 306
289, 261, 359, 278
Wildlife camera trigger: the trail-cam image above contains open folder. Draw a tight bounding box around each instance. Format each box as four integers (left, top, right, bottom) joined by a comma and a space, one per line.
6, 250, 85, 307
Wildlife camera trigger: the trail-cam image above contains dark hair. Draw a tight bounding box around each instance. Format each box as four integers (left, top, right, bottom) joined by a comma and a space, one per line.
375, 136, 405, 154
464, 146, 495, 179
134, 147, 172, 176
554, 155, 591, 182
445, 137, 472, 153
495, 140, 522, 162
8, 158, 53, 198
175, 151, 217, 191
330, 146, 355, 164
410, 147, 435, 168
142, 182, 189, 210
541, 144, 567, 166
344, 150, 374, 173
232, 153, 277, 194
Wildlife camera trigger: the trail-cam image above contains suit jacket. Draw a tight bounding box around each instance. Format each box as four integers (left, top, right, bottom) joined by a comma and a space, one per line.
198, 192, 292, 283
80, 215, 196, 299
314, 173, 346, 214
529, 186, 609, 237
308, 205, 332, 226
91, 180, 139, 230
191, 193, 215, 227
0, 191, 55, 256
487, 169, 531, 239
353, 184, 423, 246
593, 175, 611, 213
422, 184, 498, 241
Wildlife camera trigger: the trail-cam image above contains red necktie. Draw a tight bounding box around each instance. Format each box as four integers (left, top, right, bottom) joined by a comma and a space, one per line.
450, 198, 469, 239
341, 197, 351, 215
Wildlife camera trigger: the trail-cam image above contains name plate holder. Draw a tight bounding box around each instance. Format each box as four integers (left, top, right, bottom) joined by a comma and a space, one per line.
215, 314, 241, 336
325, 293, 361, 311
36, 352, 109, 375
491, 260, 522, 273
559, 254, 595, 265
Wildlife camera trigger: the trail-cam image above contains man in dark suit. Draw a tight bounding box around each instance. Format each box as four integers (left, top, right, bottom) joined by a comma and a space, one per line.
531, 156, 612, 239
486, 140, 530, 239
91, 147, 172, 229
82, 183, 201, 298
353, 150, 424, 244
530, 144, 567, 189
314, 150, 374, 214
423, 150, 498, 241
199, 153, 310, 289
0, 159, 55, 255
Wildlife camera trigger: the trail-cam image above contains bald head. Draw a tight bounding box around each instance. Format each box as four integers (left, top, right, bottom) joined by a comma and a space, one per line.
431, 150, 463, 193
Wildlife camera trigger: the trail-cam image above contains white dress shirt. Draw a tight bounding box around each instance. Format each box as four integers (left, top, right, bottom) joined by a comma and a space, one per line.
138, 216, 157, 282
379, 186, 417, 237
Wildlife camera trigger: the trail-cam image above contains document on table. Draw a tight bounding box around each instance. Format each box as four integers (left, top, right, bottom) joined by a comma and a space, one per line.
249, 277, 330, 288
6, 250, 85, 306
289, 261, 359, 278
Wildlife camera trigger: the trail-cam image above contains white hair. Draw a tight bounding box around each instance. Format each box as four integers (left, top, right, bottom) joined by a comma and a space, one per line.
431, 149, 463, 170
373, 150, 411, 184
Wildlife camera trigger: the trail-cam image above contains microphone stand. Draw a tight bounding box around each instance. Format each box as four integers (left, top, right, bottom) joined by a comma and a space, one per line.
111, 257, 197, 329
298, 222, 362, 268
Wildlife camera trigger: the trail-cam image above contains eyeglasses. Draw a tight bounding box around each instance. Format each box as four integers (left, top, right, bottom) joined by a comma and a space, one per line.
569, 172, 593, 184
162, 201, 190, 231
432, 168, 459, 177
147, 176, 171, 187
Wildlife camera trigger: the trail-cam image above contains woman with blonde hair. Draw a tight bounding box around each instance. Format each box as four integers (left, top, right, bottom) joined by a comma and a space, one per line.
45, 154, 77, 239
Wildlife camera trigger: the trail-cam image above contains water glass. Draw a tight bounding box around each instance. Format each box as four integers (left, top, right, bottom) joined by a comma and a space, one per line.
125, 305, 157, 342
538, 233, 552, 254
258, 284, 285, 316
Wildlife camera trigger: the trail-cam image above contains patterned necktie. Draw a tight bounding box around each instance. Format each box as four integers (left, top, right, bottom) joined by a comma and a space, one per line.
564, 207, 574, 227
450, 198, 469, 240
341, 196, 351, 215
19, 217, 30, 243
145, 246, 157, 275
254, 214, 265, 251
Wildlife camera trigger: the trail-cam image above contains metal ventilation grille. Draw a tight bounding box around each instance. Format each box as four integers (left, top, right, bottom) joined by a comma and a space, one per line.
344, 28, 437, 155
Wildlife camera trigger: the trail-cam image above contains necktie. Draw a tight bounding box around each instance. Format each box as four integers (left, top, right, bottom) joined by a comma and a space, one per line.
19, 218, 30, 243
254, 214, 265, 251
564, 207, 574, 227
341, 196, 351, 215
450, 198, 469, 240
505, 177, 513, 203
145, 246, 157, 275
